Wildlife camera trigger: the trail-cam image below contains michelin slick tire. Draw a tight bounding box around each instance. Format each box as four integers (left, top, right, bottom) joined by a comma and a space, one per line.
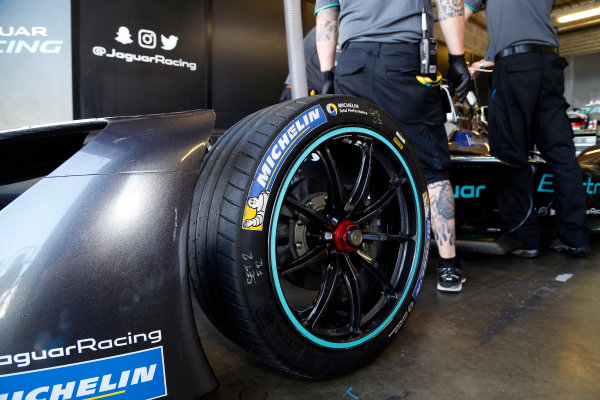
189, 95, 430, 378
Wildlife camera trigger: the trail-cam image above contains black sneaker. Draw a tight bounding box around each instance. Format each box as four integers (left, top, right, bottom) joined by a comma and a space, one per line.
437, 259, 466, 293
549, 238, 590, 256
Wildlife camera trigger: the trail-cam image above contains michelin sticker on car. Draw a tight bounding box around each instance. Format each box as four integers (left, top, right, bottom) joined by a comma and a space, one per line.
242, 105, 327, 231
0, 347, 167, 400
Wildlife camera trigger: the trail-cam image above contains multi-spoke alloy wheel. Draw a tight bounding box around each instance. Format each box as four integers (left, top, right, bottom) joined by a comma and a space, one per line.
190, 95, 429, 378
271, 129, 422, 348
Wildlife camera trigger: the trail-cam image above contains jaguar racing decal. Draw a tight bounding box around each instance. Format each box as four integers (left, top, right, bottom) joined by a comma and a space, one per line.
0, 347, 167, 400
0, 330, 162, 369
243, 105, 327, 231
413, 192, 431, 301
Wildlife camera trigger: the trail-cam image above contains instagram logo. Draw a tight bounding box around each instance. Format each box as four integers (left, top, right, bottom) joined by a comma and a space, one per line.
138, 29, 156, 49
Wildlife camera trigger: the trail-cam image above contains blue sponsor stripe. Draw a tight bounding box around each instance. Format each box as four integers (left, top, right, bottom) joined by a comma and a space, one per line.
0, 347, 167, 400
248, 105, 327, 198
269, 127, 423, 349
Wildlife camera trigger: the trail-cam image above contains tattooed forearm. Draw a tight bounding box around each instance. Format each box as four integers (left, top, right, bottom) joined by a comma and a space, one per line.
316, 7, 339, 42
428, 180, 456, 254
436, 0, 465, 21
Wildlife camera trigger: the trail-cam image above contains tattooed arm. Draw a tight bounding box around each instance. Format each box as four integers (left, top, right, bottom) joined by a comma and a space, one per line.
315, 6, 339, 72
436, 0, 465, 56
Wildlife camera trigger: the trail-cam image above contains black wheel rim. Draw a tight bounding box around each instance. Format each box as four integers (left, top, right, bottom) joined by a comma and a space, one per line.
269, 127, 424, 348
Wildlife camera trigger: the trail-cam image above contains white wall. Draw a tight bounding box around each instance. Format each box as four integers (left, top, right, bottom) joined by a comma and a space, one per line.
0, 0, 72, 130
564, 52, 600, 121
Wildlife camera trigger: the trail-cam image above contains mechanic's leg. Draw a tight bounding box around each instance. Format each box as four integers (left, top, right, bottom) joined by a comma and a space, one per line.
374, 51, 463, 290
487, 54, 541, 165
488, 54, 542, 251
427, 177, 464, 292
497, 164, 540, 249
427, 180, 456, 258
338, 44, 463, 290
398, 120, 456, 259
534, 54, 588, 248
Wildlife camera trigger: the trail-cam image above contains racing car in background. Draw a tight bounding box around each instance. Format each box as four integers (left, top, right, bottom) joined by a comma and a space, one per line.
442, 86, 600, 254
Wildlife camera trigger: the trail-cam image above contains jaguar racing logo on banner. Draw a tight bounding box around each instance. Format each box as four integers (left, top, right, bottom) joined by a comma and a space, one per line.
0, 26, 63, 54
92, 26, 196, 71
242, 106, 327, 231
0, 347, 167, 400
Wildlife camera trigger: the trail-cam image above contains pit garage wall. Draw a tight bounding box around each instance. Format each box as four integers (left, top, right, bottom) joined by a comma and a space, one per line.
0, 0, 73, 130
209, 0, 289, 129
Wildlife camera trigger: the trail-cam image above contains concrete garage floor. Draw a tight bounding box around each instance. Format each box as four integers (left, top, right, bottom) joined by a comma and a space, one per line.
196, 234, 600, 400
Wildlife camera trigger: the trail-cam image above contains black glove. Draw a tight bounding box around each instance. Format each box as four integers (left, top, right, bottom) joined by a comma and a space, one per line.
279, 87, 292, 102
321, 69, 335, 94
448, 54, 470, 103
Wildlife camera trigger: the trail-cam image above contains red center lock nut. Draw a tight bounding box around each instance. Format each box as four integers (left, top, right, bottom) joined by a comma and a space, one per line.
331, 220, 362, 252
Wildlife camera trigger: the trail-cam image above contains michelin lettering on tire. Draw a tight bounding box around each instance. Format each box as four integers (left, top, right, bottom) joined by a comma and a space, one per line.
242, 105, 327, 231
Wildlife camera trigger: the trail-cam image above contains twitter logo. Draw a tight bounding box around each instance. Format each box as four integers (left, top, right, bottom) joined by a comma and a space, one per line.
161, 34, 178, 51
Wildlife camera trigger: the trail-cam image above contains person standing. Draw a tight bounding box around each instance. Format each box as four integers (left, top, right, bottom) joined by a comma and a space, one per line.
465, 0, 589, 256
315, 0, 471, 292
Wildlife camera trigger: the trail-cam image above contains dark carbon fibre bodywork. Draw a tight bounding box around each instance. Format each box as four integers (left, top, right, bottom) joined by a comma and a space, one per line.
0, 111, 219, 398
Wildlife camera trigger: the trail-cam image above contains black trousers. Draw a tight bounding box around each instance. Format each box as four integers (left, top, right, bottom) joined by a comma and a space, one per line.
334, 42, 450, 184
488, 52, 588, 248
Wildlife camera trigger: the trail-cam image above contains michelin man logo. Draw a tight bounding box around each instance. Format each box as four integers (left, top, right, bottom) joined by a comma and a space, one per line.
243, 190, 270, 229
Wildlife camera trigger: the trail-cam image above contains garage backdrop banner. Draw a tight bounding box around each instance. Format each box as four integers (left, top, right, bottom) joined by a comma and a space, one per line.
0, 0, 73, 130
74, 0, 207, 119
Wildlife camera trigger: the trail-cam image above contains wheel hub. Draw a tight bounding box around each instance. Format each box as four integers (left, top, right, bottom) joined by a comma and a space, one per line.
332, 220, 362, 252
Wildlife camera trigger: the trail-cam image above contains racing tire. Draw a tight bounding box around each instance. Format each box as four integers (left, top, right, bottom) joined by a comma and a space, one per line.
189, 95, 431, 378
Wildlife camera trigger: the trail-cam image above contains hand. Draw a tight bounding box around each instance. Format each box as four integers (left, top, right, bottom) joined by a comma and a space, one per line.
321, 69, 335, 94
448, 54, 470, 103
468, 60, 482, 79
468, 59, 495, 79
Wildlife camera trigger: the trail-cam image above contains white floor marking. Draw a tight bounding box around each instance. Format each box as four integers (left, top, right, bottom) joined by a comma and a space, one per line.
555, 273, 574, 283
